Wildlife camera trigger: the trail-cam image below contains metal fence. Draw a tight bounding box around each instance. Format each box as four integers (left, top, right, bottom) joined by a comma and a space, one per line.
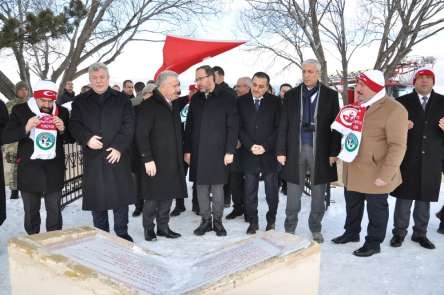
60, 143, 83, 209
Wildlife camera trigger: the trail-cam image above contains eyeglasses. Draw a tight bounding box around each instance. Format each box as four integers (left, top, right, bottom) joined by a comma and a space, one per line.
195, 76, 208, 83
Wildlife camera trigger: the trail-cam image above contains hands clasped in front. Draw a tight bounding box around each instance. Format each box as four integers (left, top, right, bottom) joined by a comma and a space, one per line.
87, 135, 121, 164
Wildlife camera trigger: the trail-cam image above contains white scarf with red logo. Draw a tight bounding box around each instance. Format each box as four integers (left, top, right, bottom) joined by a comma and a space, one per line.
331, 90, 385, 163
27, 97, 59, 160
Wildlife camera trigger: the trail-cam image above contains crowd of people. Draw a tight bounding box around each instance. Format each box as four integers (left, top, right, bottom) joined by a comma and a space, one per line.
0, 59, 443, 258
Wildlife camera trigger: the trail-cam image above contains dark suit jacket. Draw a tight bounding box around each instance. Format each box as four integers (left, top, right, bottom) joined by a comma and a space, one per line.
237, 92, 281, 174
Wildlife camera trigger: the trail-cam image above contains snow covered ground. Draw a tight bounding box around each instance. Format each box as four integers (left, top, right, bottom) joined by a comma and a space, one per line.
1, 183, 444, 295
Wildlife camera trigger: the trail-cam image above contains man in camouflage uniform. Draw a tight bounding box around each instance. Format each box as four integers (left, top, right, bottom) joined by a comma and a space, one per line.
3, 81, 29, 199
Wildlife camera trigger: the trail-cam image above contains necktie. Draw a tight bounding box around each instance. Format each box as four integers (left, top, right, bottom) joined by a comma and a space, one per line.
254, 99, 260, 111
421, 96, 428, 110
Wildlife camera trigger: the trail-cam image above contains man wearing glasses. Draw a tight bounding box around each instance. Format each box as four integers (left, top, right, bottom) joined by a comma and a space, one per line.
184, 65, 238, 237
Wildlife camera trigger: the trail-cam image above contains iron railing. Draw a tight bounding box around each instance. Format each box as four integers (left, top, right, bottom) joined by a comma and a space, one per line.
60, 143, 83, 209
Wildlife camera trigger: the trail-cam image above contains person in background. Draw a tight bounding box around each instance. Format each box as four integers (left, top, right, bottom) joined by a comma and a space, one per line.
170, 84, 198, 217
57, 80, 75, 105
278, 83, 292, 196
0, 100, 9, 226
4, 81, 29, 200
112, 84, 121, 92
122, 80, 135, 99
131, 82, 146, 106
80, 85, 91, 93
225, 76, 252, 221
131, 82, 157, 218
212, 66, 235, 207
279, 83, 292, 100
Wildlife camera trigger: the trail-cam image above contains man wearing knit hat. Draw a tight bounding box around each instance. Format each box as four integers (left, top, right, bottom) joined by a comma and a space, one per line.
3, 81, 29, 200
390, 67, 444, 250
331, 69, 408, 257
2, 80, 71, 234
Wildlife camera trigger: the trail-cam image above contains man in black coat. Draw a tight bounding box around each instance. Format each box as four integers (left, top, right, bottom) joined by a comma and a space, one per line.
122, 79, 135, 99
57, 80, 75, 105
237, 72, 281, 234
276, 59, 340, 243
390, 68, 444, 250
70, 63, 136, 242
225, 77, 252, 221
2, 80, 71, 234
184, 65, 238, 236
0, 100, 8, 226
136, 71, 186, 241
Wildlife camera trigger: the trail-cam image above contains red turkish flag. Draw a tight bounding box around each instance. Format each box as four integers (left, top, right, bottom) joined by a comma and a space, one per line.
154, 35, 246, 79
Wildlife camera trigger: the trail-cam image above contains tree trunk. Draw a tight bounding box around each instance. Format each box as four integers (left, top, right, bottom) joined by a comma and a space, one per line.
0, 70, 16, 101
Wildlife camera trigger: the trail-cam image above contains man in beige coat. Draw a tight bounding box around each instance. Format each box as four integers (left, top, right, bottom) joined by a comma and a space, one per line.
331, 70, 408, 257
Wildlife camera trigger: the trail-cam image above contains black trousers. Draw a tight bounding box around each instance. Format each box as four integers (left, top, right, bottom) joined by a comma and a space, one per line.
92, 207, 129, 236
21, 191, 62, 235
344, 190, 389, 249
230, 171, 245, 211
244, 172, 279, 224
143, 199, 173, 231
132, 172, 144, 210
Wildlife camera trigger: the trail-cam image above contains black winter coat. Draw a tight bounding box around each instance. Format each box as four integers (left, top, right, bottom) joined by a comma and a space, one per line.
69, 88, 136, 210
136, 90, 187, 201
276, 83, 341, 185
0, 101, 8, 226
184, 85, 239, 185
237, 92, 281, 174
391, 90, 444, 202
2, 103, 72, 194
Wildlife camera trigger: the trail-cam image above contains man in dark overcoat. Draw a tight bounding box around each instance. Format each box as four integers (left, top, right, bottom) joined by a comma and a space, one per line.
69, 63, 136, 242
0, 100, 9, 226
2, 80, 71, 234
390, 68, 444, 250
184, 65, 238, 237
136, 71, 186, 241
276, 59, 341, 243
237, 72, 281, 234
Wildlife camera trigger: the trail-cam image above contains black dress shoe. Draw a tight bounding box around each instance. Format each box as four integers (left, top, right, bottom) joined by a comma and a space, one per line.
213, 218, 227, 236
411, 236, 435, 249
144, 229, 157, 241
226, 209, 243, 220
353, 245, 380, 257
194, 218, 213, 236
246, 223, 259, 235
10, 190, 19, 200
332, 234, 360, 244
266, 223, 275, 231
132, 207, 143, 217
117, 233, 134, 242
170, 206, 186, 217
157, 228, 181, 239
390, 235, 405, 247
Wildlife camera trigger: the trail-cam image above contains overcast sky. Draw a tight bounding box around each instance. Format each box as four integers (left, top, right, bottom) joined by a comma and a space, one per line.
1, 0, 444, 97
